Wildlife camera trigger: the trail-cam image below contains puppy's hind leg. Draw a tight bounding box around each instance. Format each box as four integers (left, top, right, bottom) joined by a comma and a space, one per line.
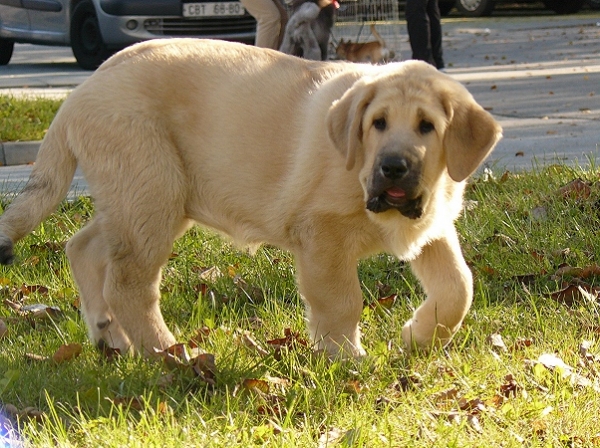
98, 191, 190, 356
66, 217, 131, 352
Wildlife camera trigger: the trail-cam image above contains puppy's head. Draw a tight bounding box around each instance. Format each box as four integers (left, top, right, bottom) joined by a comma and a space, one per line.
326, 61, 502, 219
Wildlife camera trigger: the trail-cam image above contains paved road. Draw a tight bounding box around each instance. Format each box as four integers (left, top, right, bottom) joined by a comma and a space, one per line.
0, 12, 599, 197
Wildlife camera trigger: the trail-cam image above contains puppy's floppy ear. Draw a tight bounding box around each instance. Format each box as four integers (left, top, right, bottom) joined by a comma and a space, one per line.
442, 93, 502, 182
327, 82, 375, 170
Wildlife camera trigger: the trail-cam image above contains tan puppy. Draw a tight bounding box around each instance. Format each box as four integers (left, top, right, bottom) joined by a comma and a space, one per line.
336, 24, 394, 63
0, 39, 501, 357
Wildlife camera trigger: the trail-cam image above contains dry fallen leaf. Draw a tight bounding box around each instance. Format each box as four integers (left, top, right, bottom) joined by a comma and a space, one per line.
243, 378, 270, 394
0, 319, 6, 339
488, 333, 508, 352
549, 283, 599, 306
499, 373, 520, 398
239, 330, 269, 356
432, 386, 460, 402
557, 178, 591, 199
191, 353, 217, 385
52, 343, 82, 363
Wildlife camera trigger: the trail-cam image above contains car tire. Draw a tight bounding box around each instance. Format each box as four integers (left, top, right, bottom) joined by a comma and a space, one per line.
0, 38, 14, 65
439, 0, 455, 15
542, 0, 584, 13
70, 0, 112, 70
455, 0, 494, 16
588, 0, 600, 9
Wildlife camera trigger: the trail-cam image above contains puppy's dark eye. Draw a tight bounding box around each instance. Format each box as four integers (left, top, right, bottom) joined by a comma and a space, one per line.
373, 117, 387, 131
419, 120, 434, 135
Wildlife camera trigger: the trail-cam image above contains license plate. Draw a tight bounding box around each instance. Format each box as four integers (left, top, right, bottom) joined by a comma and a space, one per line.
183, 2, 245, 17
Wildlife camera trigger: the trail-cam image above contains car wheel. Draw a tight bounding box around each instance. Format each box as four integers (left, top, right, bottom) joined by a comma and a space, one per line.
439, 0, 455, 15
70, 0, 112, 70
588, 0, 600, 9
455, 0, 494, 16
542, 0, 584, 13
0, 38, 14, 65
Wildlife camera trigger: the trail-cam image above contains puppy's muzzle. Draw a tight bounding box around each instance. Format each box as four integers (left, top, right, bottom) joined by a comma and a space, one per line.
366, 155, 423, 219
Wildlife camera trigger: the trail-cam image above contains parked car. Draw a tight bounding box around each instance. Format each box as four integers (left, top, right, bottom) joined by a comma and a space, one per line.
0, 0, 257, 69
440, 0, 585, 16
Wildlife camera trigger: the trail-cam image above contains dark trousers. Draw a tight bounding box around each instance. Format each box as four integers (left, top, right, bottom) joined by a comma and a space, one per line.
405, 0, 444, 69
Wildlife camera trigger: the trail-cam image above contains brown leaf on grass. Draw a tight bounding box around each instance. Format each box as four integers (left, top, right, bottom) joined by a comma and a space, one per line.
549, 283, 599, 306
154, 344, 217, 385
154, 343, 191, 370
554, 264, 600, 279
3, 299, 21, 312
512, 337, 534, 351
0, 319, 6, 339
52, 343, 82, 363
557, 178, 591, 199
21, 304, 62, 320
24, 352, 50, 362
239, 330, 269, 357
29, 241, 65, 253
111, 396, 172, 413
394, 373, 422, 392
499, 373, 521, 398
266, 328, 309, 359
487, 333, 508, 352
18, 407, 45, 422
199, 266, 223, 283
20, 284, 49, 295
98, 341, 121, 361
243, 378, 270, 394
467, 414, 483, 433
191, 353, 217, 385
188, 326, 211, 348
344, 380, 364, 395
432, 386, 460, 402
318, 427, 344, 448
369, 294, 398, 310
458, 397, 486, 414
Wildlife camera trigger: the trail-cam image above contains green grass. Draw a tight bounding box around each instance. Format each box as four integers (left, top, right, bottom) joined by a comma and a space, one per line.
2, 164, 600, 446
0, 96, 64, 142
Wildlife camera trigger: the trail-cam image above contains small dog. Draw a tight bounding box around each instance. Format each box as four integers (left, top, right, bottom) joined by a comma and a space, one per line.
336, 24, 394, 63
279, 0, 337, 60
0, 39, 501, 357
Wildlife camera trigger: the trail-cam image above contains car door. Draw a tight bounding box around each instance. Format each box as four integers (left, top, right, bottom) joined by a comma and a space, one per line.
0, 1, 31, 37
26, 0, 69, 43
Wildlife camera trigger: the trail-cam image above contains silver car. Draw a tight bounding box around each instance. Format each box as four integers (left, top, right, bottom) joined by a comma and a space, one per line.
0, 0, 256, 69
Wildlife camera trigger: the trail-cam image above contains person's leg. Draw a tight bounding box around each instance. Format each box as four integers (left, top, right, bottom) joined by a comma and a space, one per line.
405, 0, 434, 66
427, 0, 445, 69
241, 0, 283, 49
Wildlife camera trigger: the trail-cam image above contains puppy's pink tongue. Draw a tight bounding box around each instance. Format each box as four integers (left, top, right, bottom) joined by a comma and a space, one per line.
386, 187, 406, 198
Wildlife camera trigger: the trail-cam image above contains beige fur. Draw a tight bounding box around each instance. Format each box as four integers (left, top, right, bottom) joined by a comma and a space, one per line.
0, 39, 501, 357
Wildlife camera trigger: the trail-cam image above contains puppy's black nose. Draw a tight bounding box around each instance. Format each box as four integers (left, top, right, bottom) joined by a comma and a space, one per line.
381, 157, 409, 179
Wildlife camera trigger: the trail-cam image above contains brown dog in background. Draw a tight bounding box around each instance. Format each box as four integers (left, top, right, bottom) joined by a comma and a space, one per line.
336, 24, 394, 63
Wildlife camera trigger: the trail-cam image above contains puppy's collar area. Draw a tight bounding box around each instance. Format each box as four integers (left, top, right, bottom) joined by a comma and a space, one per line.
366, 194, 423, 219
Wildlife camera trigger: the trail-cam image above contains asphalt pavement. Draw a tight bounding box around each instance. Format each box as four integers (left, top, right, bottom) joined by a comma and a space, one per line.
0, 13, 599, 197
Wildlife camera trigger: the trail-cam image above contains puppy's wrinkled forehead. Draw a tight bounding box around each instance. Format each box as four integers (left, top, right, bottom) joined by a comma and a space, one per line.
361, 64, 452, 128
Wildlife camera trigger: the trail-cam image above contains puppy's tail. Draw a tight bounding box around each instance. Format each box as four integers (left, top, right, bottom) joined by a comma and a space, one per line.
0, 118, 77, 264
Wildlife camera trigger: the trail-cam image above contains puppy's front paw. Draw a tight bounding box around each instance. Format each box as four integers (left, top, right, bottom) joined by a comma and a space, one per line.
314, 334, 367, 359
401, 318, 454, 351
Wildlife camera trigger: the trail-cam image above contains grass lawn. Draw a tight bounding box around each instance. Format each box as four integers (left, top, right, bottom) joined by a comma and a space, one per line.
1, 96, 600, 446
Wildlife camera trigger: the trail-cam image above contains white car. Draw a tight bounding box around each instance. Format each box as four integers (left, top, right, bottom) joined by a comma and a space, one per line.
0, 0, 256, 69
449, 0, 585, 16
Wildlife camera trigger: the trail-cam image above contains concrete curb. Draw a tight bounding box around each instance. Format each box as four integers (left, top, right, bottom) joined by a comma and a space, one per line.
0, 141, 40, 166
